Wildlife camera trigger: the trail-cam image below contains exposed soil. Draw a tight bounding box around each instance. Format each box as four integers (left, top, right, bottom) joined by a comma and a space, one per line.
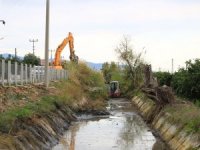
0, 83, 50, 113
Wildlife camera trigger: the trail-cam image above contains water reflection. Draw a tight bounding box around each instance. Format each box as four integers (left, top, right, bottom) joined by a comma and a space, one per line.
53, 99, 166, 150
56, 121, 87, 150
117, 115, 144, 149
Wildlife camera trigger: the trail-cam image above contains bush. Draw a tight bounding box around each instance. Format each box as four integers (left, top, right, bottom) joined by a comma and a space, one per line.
171, 59, 200, 101
154, 71, 172, 86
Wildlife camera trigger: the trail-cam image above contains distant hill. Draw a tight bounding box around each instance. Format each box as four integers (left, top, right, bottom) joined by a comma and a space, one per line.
0, 53, 103, 70
0, 53, 23, 59
86, 62, 103, 71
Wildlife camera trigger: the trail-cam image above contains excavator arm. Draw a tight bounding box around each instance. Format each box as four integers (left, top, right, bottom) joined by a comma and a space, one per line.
53, 32, 78, 68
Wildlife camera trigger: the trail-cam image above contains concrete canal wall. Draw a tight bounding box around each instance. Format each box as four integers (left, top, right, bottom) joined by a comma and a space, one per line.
132, 95, 200, 150
0, 105, 76, 150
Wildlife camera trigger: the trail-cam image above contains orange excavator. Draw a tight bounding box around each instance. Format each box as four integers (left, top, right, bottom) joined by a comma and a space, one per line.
53, 32, 78, 69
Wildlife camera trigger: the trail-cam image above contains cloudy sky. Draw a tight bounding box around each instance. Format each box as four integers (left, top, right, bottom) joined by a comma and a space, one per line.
0, 0, 200, 71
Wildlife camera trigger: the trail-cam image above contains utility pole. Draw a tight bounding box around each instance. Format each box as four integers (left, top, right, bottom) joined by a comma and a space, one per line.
15, 48, 17, 59
44, 0, 50, 88
171, 58, 174, 74
29, 39, 38, 55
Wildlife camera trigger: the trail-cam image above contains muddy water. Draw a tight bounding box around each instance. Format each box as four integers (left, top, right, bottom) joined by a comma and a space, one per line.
53, 99, 168, 150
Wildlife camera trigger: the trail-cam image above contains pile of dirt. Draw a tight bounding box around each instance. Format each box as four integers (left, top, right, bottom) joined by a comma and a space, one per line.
0, 84, 54, 113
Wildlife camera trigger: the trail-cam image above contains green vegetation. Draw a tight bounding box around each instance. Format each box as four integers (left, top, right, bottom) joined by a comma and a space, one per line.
154, 60, 200, 134
154, 59, 200, 104
135, 91, 200, 134
153, 71, 172, 86
0, 54, 22, 63
23, 53, 41, 65
0, 53, 40, 65
102, 62, 121, 84
164, 104, 200, 134
101, 36, 145, 97
0, 95, 72, 132
0, 62, 107, 133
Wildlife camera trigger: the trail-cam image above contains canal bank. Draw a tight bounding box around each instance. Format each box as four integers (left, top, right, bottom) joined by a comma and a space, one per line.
0, 63, 108, 149
132, 93, 200, 150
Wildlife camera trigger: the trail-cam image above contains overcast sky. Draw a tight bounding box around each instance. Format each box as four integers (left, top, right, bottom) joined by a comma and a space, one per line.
0, 0, 200, 71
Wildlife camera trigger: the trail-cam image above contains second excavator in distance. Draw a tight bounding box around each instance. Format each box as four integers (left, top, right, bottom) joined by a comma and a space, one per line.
53, 32, 78, 69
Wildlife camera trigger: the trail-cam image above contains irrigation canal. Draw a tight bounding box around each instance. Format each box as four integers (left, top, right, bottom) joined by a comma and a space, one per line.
53, 98, 168, 150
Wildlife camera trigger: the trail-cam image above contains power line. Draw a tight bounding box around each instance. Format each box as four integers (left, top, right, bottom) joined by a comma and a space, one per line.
29, 39, 38, 55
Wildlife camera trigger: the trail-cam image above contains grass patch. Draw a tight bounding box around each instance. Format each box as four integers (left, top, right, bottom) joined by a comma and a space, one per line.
164, 104, 200, 134
0, 96, 60, 133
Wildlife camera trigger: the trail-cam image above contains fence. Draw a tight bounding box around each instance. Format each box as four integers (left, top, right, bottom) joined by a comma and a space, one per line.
0, 60, 67, 86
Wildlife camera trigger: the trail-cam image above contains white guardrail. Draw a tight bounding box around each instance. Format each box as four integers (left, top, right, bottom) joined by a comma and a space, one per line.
0, 60, 67, 86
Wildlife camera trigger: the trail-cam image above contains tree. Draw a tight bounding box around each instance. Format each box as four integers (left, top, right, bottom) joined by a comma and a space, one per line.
154, 71, 172, 86
115, 35, 145, 95
23, 53, 41, 65
102, 62, 112, 84
0, 54, 4, 60
11, 56, 22, 63
172, 59, 200, 100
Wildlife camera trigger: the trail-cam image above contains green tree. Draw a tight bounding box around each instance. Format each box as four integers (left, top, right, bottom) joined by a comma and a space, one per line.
102, 62, 112, 83
11, 56, 22, 63
172, 59, 200, 100
23, 53, 41, 65
154, 71, 172, 86
0, 54, 4, 60
102, 61, 127, 95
